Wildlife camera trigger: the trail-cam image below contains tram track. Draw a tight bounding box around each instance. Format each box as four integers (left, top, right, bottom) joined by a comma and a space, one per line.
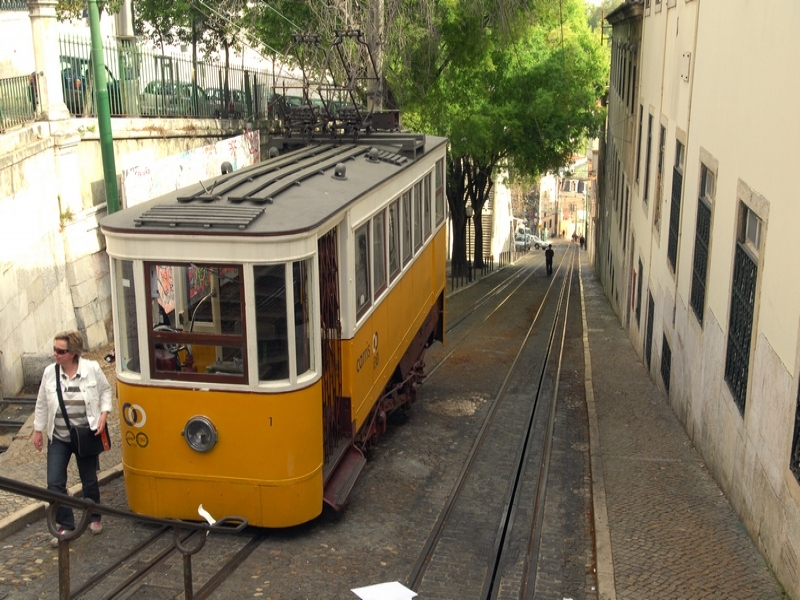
429, 249, 569, 379
408, 246, 580, 599
64, 524, 267, 600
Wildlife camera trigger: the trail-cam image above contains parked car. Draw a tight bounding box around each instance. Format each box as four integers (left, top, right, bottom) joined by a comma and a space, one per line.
206, 87, 247, 118
59, 56, 122, 116
531, 235, 548, 249
514, 234, 529, 252
140, 81, 213, 117
267, 93, 304, 120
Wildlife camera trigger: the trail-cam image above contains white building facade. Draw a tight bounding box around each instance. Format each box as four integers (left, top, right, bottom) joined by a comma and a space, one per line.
600, 1, 800, 597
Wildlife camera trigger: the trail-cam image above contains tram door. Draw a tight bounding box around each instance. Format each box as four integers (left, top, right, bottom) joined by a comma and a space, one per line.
319, 228, 347, 479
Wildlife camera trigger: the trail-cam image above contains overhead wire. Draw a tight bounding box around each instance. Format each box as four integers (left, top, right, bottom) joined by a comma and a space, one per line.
187, 0, 304, 87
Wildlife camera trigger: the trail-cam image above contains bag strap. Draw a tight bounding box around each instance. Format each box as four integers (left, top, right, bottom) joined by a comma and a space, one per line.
54, 364, 72, 430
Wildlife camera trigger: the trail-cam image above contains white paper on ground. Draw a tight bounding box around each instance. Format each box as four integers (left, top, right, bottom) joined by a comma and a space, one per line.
350, 581, 418, 600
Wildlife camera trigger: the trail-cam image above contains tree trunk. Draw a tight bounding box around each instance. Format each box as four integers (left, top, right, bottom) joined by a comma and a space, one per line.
447, 155, 468, 272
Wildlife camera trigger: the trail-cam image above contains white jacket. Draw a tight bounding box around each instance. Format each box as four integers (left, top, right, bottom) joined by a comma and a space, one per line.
34, 358, 114, 441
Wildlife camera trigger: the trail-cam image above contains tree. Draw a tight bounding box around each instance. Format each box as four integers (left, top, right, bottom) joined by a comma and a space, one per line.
395, 0, 607, 268
56, 0, 122, 21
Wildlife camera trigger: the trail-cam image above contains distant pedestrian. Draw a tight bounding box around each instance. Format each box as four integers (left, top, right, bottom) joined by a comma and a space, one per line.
572, 233, 578, 243
580, 236, 585, 249
33, 330, 112, 546
545, 244, 554, 276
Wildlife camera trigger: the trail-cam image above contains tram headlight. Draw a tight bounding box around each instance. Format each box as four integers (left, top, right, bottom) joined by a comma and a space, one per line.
182, 416, 218, 452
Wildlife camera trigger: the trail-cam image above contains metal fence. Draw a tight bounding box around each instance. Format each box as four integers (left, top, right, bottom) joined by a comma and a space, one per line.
0, 0, 27, 10
58, 34, 273, 119
0, 72, 40, 133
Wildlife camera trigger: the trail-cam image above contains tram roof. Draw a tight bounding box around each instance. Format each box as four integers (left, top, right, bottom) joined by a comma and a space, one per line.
101, 134, 447, 237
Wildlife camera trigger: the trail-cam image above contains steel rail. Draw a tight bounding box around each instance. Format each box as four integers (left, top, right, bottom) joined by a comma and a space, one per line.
445, 256, 542, 333
0, 475, 247, 600
406, 247, 574, 592
68, 525, 170, 598
428, 249, 568, 380
194, 529, 270, 599
484, 250, 575, 598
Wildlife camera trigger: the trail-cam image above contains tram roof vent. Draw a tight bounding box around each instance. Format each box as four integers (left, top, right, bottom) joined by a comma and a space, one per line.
134, 205, 265, 230
332, 163, 347, 181
362, 147, 409, 166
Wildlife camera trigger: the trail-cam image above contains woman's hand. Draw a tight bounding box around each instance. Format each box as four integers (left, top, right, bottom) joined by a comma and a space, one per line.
32, 430, 44, 452
95, 411, 109, 435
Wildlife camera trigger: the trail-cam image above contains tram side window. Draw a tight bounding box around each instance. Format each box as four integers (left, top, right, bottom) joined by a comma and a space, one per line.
146, 263, 247, 383
113, 258, 140, 374
413, 181, 423, 251
254, 264, 290, 382
293, 259, 315, 377
423, 174, 432, 239
355, 223, 371, 319
388, 199, 400, 281
373, 210, 387, 299
402, 190, 412, 266
435, 159, 445, 224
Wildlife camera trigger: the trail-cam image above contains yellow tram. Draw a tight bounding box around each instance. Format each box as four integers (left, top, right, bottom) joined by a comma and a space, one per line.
100, 134, 447, 527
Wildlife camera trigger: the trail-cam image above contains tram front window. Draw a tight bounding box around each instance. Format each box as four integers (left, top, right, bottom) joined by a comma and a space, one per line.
113, 258, 141, 374
254, 264, 290, 381
146, 262, 247, 383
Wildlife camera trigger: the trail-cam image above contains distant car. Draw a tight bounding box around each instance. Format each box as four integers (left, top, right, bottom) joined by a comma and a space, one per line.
514, 234, 529, 252
59, 56, 122, 116
206, 87, 247, 118
531, 235, 548, 249
140, 81, 212, 117
267, 93, 305, 120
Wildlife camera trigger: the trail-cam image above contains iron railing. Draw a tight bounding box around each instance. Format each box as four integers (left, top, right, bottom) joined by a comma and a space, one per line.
0, 0, 27, 10
0, 72, 40, 133
0, 475, 247, 600
58, 34, 273, 119
448, 256, 495, 293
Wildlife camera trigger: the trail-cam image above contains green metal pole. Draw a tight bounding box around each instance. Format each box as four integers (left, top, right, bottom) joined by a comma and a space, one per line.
88, 0, 119, 213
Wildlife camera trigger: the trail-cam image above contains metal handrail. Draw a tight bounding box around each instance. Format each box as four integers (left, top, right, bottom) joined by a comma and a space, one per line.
0, 475, 247, 600
0, 72, 40, 133
0, 0, 27, 11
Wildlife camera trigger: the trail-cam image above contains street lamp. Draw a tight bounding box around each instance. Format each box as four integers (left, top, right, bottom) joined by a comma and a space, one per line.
465, 205, 474, 278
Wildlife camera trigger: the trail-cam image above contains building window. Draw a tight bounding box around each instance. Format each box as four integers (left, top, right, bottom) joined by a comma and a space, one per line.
644, 113, 653, 204
667, 140, 685, 270
724, 203, 761, 415
661, 334, 671, 392
645, 291, 655, 371
654, 124, 666, 229
635, 106, 644, 183
690, 165, 714, 324
791, 380, 800, 484
636, 258, 643, 325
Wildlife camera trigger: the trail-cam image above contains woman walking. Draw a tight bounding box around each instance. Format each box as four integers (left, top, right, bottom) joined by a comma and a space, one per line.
32, 330, 112, 546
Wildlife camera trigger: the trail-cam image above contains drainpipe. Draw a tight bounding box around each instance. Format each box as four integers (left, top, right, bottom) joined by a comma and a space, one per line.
88, 0, 119, 213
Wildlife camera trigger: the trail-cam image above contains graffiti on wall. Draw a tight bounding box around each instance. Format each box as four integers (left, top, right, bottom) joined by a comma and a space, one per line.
122, 130, 261, 208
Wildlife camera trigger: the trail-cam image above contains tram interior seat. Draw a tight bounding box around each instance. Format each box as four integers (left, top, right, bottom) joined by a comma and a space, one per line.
256, 322, 289, 380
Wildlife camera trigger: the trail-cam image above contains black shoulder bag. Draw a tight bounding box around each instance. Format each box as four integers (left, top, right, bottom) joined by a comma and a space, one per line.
55, 365, 109, 457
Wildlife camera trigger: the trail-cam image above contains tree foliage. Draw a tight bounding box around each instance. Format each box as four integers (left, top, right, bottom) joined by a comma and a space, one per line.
127, 0, 608, 266
394, 0, 607, 266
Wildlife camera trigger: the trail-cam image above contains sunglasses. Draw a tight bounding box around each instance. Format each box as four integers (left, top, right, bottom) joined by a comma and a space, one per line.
53, 347, 71, 355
